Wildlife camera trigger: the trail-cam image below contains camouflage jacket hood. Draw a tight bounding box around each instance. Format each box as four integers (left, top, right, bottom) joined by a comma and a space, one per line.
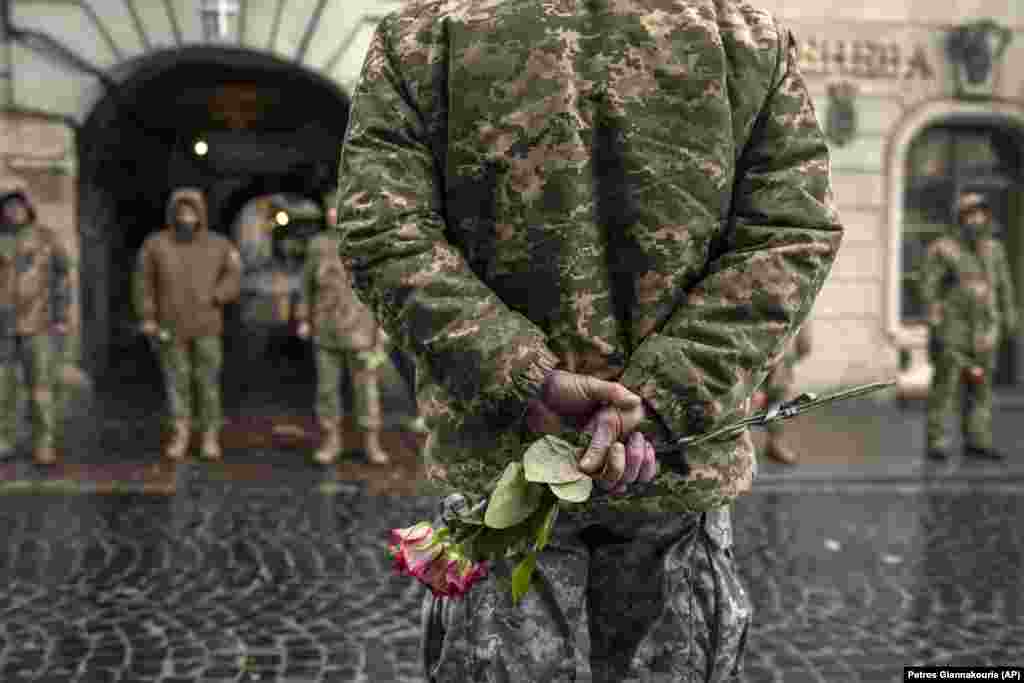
336, 0, 843, 512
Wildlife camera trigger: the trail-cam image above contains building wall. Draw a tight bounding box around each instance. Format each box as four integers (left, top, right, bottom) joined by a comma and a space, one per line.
752, 0, 1022, 392
1, 0, 1021, 393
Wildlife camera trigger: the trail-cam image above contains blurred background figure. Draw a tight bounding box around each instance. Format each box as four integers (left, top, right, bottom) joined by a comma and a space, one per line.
920, 189, 1017, 461
0, 178, 71, 465
135, 188, 242, 461
753, 324, 814, 465
295, 190, 390, 466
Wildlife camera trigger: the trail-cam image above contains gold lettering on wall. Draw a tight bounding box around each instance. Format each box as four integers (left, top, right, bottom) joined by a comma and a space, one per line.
798, 38, 935, 79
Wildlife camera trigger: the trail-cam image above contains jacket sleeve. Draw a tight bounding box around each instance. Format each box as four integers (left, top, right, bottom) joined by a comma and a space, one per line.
334, 16, 559, 429
294, 239, 317, 324
619, 24, 843, 443
995, 241, 1017, 333
213, 243, 242, 305
47, 232, 71, 326
133, 238, 157, 322
918, 241, 946, 326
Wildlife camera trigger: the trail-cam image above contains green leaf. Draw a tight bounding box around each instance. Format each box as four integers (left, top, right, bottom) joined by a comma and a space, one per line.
523, 436, 586, 484
534, 499, 559, 552
511, 551, 537, 605
549, 476, 594, 502
484, 463, 544, 529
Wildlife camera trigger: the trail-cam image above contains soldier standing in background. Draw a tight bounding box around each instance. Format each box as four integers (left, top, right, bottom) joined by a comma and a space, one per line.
135, 188, 242, 461
0, 179, 71, 465
294, 192, 391, 466
920, 190, 1017, 461
753, 323, 813, 464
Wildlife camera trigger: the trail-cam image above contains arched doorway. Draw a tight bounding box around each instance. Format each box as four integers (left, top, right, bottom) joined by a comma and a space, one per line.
77, 45, 348, 392
899, 121, 1024, 385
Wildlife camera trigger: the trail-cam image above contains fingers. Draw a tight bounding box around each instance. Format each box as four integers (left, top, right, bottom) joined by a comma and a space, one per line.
583, 376, 642, 408
596, 442, 626, 489
638, 440, 658, 483
621, 431, 644, 485
525, 398, 565, 435
577, 407, 623, 474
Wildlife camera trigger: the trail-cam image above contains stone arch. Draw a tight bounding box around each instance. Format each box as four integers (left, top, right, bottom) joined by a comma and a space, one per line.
76, 44, 353, 379
885, 98, 1024, 348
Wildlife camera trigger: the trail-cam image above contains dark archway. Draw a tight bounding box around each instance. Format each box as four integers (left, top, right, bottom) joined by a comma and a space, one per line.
77, 46, 350, 387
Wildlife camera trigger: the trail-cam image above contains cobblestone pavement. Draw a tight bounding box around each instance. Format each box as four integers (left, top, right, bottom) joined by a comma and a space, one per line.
0, 474, 1021, 682
0, 357, 1022, 682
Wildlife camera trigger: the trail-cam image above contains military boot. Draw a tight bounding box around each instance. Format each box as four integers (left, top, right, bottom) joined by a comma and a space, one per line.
164, 419, 191, 461
199, 428, 222, 461
361, 429, 391, 466
964, 445, 1005, 460
314, 417, 342, 465
764, 437, 798, 465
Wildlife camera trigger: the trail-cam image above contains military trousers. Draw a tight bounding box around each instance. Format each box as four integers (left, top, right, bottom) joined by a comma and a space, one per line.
157, 335, 223, 430
422, 504, 751, 682
927, 347, 996, 451
314, 346, 381, 430
0, 334, 62, 448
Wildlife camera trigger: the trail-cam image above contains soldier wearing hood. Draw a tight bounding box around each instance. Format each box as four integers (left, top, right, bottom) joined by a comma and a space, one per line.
0, 179, 71, 464
134, 188, 242, 461
294, 190, 391, 466
920, 190, 1018, 460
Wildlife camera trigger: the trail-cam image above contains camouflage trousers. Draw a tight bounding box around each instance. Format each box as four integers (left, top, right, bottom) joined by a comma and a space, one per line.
422, 503, 751, 682
314, 346, 381, 430
0, 334, 63, 448
927, 348, 996, 451
157, 336, 223, 430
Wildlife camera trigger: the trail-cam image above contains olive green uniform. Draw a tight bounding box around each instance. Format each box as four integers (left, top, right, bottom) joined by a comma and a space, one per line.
920, 217, 1016, 453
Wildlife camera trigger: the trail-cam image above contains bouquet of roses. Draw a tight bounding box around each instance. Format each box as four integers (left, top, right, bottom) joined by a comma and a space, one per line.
389, 381, 894, 604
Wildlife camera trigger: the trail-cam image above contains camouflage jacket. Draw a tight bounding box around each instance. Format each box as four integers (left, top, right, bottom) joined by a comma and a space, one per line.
0, 222, 71, 337
336, 0, 843, 512
920, 223, 1017, 358
295, 232, 381, 351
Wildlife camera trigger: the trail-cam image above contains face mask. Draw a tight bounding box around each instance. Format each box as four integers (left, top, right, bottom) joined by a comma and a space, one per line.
175, 220, 198, 241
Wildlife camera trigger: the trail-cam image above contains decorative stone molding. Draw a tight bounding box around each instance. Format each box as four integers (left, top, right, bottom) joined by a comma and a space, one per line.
884, 98, 1024, 396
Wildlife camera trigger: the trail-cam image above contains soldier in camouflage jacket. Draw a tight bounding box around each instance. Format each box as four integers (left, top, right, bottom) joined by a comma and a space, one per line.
0, 179, 71, 465
920, 190, 1017, 460
336, 0, 842, 680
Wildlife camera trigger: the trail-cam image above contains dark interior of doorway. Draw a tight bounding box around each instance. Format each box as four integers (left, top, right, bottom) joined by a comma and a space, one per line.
78, 47, 353, 419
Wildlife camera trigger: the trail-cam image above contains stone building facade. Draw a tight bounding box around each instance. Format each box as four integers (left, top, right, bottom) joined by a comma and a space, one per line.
0, 0, 1020, 397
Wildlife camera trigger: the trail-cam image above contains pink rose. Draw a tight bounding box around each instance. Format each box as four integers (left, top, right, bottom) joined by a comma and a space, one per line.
389, 522, 489, 598
445, 557, 488, 597
389, 522, 444, 578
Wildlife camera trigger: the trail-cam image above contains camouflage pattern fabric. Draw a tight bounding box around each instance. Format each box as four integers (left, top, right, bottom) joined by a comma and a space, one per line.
422, 505, 750, 682
314, 346, 383, 430
0, 335, 62, 448
761, 324, 811, 435
927, 348, 997, 451
156, 335, 223, 430
919, 220, 1016, 359
335, 0, 842, 514
920, 220, 1015, 451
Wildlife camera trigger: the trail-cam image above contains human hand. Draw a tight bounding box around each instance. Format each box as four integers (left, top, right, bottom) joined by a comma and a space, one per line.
52, 322, 68, 335
576, 398, 650, 488
141, 320, 158, 337
525, 370, 642, 435
592, 431, 659, 496
297, 322, 311, 339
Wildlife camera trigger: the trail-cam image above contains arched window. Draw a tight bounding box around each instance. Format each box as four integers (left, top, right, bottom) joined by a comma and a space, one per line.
900, 123, 1023, 383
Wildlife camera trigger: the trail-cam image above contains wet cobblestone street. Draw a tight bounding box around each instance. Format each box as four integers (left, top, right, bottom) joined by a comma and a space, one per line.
0, 369, 1022, 682
0, 473, 1022, 682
